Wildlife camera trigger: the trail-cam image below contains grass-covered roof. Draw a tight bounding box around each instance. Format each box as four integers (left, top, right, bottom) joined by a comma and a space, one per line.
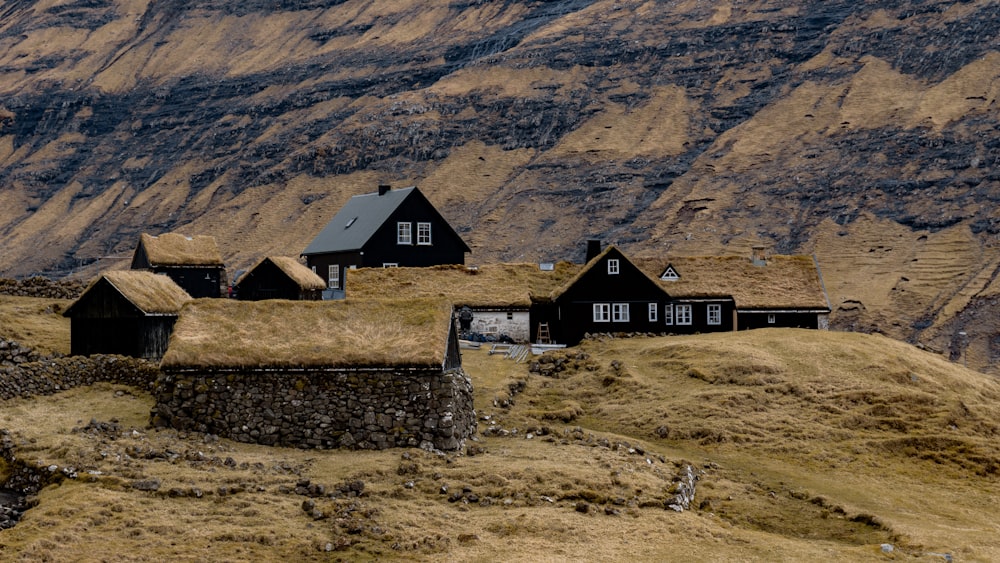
65, 270, 192, 316
633, 255, 831, 310
161, 298, 454, 370
347, 263, 581, 308
236, 256, 326, 290
139, 233, 224, 267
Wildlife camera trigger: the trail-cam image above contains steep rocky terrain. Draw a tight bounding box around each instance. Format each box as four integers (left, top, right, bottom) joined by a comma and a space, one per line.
1, 0, 999, 371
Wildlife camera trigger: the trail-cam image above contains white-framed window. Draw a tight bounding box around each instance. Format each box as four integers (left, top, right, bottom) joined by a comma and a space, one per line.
417, 222, 432, 245
383, 263, 398, 268
676, 304, 692, 325
593, 303, 610, 322
608, 259, 619, 275
327, 265, 340, 289
664, 304, 673, 325
612, 303, 629, 322
648, 303, 658, 322
707, 304, 721, 325
768, 314, 776, 324
311, 266, 317, 274
397, 222, 412, 245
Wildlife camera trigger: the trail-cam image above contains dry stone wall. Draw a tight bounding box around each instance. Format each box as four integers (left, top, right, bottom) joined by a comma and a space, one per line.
152, 368, 476, 452
0, 278, 84, 300
0, 353, 159, 400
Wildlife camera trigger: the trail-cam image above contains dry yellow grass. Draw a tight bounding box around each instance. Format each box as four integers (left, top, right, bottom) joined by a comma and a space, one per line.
3, 320, 1000, 560
161, 298, 454, 369
66, 271, 192, 316
348, 262, 580, 308
0, 296, 71, 355
137, 233, 224, 267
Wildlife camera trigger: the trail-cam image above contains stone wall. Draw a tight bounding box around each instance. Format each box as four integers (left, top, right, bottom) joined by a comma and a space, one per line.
0, 339, 43, 367
0, 354, 160, 400
152, 368, 476, 451
0, 277, 84, 300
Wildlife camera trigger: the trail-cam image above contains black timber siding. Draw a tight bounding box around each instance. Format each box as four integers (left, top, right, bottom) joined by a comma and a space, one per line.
360, 197, 468, 267
551, 248, 670, 346
738, 311, 821, 330
305, 251, 361, 292
662, 300, 737, 335
152, 266, 224, 298
65, 278, 177, 359
70, 316, 176, 359
235, 260, 321, 301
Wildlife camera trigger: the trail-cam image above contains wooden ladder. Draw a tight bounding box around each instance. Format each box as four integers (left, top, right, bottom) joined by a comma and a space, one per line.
536, 322, 551, 344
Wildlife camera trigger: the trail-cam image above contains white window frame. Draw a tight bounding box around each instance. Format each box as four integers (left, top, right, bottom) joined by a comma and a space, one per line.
664, 303, 673, 325
607, 259, 619, 275
707, 304, 721, 325
327, 265, 340, 289
383, 263, 398, 268
397, 222, 412, 245
416, 222, 432, 245
676, 304, 692, 325
612, 303, 629, 322
648, 303, 658, 322
593, 303, 610, 322
768, 314, 776, 324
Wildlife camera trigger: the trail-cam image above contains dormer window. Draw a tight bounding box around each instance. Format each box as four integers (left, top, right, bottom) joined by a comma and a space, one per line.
608, 259, 619, 275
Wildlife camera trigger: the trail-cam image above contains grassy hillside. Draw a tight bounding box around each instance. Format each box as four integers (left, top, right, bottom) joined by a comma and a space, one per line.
0, 296, 71, 355
2, 0, 1000, 371
1, 326, 998, 561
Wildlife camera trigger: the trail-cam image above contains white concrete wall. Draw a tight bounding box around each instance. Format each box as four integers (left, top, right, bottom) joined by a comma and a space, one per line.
468, 311, 530, 342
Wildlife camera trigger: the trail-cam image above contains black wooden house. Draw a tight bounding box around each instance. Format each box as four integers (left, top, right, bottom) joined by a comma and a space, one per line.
63, 270, 192, 359
130, 233, 226, 298
233, 256, 326, 301
301, 185, 470, 297
536, 246, 671, 346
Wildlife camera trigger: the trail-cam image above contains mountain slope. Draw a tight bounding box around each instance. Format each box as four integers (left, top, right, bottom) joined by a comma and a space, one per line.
2, 0, 1000, 370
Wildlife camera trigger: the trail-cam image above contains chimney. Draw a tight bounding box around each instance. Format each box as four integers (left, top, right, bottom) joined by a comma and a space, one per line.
378, 184, 391, 196
751, 245, 767, 266
585, 239, 603, 263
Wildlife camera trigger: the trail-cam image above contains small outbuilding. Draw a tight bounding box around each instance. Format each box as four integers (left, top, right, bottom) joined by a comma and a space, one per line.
233, 256, 326, 301
63, 270, 192, 359
130, 233, 226, 298
347, 263, 579, 342
153, 298, 475, 451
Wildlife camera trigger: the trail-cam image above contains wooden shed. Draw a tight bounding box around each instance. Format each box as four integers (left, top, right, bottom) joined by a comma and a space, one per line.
233, 256, 326, 301
130, 233, 226, 298
63, 270, 192, 359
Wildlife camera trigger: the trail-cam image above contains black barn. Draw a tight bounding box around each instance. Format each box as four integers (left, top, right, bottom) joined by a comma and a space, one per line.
131, 233, 226, 298
301, 185, 470, 297
539, 246, 670, 346
63, 270, 192, 359
234, 256, 326, 301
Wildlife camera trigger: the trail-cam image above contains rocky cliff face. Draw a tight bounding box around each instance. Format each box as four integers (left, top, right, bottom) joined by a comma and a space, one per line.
1, 0, 999, 371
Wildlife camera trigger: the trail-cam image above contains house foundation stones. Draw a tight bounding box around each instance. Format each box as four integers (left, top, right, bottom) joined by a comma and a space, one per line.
151, 368, 476, 451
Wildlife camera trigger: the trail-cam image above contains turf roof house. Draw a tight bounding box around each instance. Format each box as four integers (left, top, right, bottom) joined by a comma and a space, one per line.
534, 245, 672, 346
636, 246, 832, 331
130, 233, 226, 298
232, 256, 326, 301
301, 185, 471, 298
348, 262, 580, 342
63, 270, 192, 359
154, 298, 475, 451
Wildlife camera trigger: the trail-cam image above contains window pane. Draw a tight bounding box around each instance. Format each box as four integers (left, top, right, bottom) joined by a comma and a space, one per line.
417, 222, 432, 245
613, 303, 629, 322
664, 304, 673, 325
708, 304, 721, 325
397, 222, 412, 244
648, 303, 657, 322
608, 259, 619, 274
